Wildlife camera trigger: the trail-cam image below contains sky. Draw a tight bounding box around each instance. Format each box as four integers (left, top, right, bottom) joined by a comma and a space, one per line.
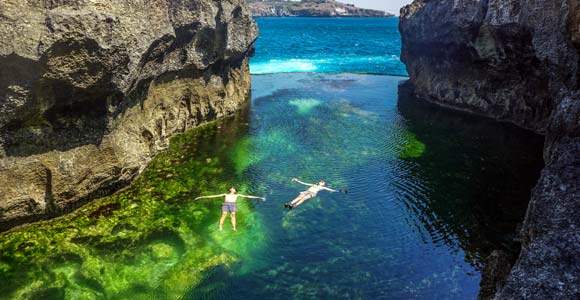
345, 0, 413, 15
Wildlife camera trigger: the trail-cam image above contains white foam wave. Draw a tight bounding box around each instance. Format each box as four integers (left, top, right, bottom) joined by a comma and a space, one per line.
250, 59, 321, 74
249, 56, 403, 75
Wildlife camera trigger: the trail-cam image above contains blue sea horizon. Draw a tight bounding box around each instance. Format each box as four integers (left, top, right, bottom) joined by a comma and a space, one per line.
250, 17, 408, 76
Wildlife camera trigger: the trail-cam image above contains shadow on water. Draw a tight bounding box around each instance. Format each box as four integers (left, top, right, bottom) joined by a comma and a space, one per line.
395, 81, 545, 265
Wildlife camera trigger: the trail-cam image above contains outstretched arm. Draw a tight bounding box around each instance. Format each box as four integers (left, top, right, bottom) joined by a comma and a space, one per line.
291, 178, 314, 186
323, 186, 348, 194
194, 194, 226, 201
238, 194, 266, 201
322, 187, 338, 193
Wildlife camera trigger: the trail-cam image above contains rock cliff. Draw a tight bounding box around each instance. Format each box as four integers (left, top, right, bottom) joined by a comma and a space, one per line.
400, 0, 579, 299
247, 0, 392, 18
0, 0, 257, 231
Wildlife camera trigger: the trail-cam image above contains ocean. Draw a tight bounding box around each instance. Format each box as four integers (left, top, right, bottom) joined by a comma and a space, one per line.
250, 17, 407, 75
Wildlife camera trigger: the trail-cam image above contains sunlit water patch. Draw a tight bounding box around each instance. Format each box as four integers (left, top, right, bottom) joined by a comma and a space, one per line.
0, 74, 543, 300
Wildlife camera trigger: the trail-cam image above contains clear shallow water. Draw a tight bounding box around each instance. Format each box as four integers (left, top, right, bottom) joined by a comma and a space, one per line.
250, 18, 407, 75
0, 74, 543, 299
189, 74, 544, 300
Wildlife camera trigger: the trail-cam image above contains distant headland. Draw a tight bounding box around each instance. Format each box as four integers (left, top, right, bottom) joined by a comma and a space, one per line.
248, 0, 395, 18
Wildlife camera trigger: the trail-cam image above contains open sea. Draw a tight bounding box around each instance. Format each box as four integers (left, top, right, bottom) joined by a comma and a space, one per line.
250, 18, 407, 75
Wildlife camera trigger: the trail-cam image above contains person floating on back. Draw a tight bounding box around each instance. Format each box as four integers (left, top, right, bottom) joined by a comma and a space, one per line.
284, 178, 345, 209
195, 187, 265, 231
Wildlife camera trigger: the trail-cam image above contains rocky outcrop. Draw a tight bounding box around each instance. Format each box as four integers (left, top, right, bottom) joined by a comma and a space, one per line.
400, 1, 580, 299
247, 0, 393, 18
0, 0, 257, 231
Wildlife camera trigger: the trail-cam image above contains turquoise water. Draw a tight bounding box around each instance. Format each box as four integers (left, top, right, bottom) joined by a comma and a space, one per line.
250, 18, 407, 75
184, 73, 544, 299
0, 17, 545, 300
0, 75, 543, 300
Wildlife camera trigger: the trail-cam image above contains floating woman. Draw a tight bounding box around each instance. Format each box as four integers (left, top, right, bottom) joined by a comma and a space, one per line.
284, 178, 346, 209
195, 187, 265, 231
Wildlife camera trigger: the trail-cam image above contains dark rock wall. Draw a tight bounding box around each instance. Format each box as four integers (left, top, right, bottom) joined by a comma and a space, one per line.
400, 0, 554, 134
0, 0, 257, 231
400, 0, 579, 299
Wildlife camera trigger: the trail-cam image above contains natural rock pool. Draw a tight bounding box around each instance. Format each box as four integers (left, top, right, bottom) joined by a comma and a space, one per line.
0, 74, 544, 300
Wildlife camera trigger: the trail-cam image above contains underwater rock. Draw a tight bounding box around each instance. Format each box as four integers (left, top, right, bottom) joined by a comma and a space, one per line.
0, 0, 257, 230
400, 1, 580, 299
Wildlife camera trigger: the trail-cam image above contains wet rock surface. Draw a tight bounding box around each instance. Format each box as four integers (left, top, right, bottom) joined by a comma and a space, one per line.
400, 0, 580, 299
0, 0, 257, 231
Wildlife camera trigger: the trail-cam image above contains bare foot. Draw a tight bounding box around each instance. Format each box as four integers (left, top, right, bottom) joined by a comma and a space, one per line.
232, 228, 237, 231
219, 227, 223, 231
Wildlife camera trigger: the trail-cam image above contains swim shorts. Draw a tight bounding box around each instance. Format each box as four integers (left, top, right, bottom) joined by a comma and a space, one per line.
300, 191, 317, 198
222, 202, 237, 213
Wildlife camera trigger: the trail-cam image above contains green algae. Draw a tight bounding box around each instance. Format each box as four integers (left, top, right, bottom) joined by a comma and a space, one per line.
398, 131, 426, 159
231, 136, 262, 175
1, 91, 396, 300
0, 114, 267, 299
230, 128, 298, 175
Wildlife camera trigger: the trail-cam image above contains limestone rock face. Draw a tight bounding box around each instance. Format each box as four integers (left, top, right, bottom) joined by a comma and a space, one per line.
400, 1, 580, 299
0, 0, 257, 230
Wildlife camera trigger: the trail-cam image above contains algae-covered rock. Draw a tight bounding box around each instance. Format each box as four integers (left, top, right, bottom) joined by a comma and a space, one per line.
0, 0, 257, 231
149, 242, 178, 261
0, 117, 266, 299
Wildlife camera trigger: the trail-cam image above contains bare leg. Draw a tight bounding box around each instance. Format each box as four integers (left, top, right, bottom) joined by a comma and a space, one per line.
292, 195, 313, 207
231, 212, 237, 231
219, 212, 227, 231
290, 194, 306, 205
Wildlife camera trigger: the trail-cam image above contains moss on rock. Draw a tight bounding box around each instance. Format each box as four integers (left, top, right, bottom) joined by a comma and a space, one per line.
0, 117, 265, 299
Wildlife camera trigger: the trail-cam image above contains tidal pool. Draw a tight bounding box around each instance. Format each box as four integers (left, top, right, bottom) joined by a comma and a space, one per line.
0, 74, 544, 300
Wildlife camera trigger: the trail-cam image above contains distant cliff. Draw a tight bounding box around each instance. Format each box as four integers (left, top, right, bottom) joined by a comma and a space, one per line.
0, 0, 257, 231
400, 0, 579, 300
248, 0, 393, 18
